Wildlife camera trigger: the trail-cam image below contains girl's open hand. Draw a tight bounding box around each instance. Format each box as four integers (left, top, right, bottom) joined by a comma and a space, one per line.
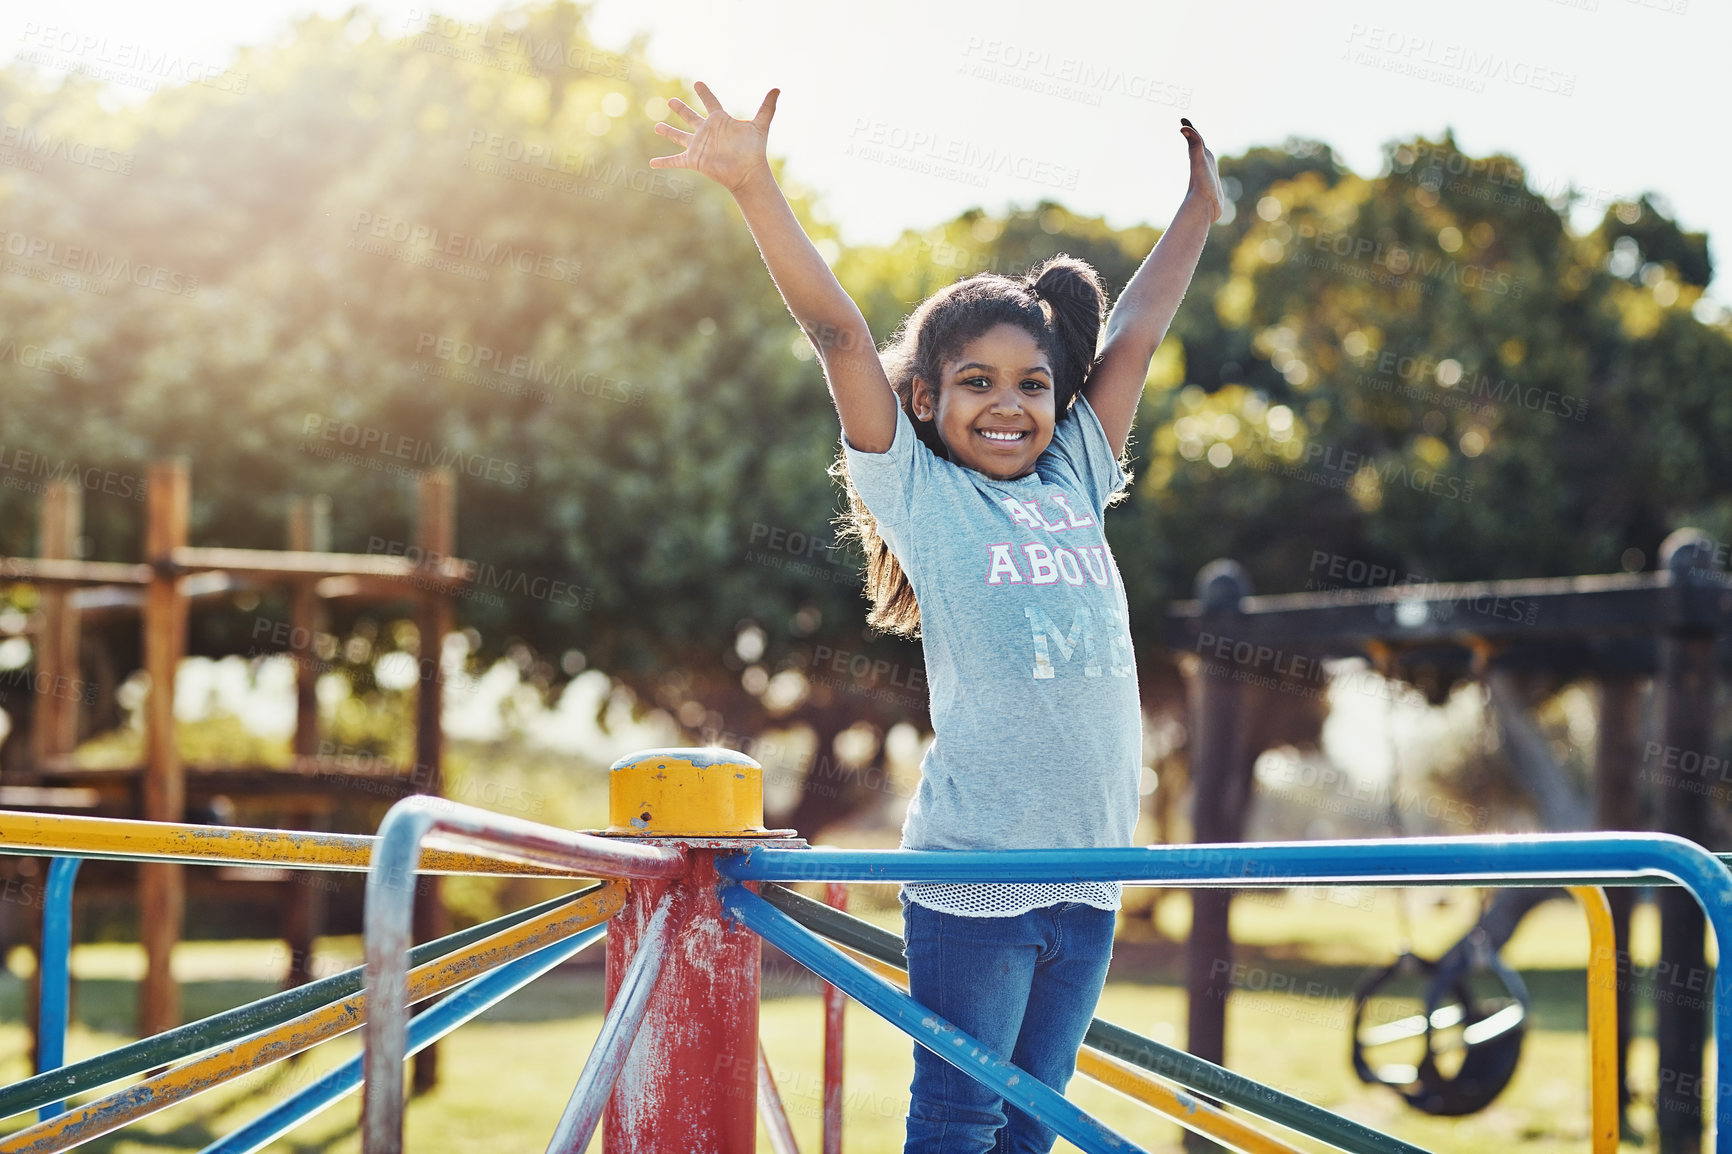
650, 81, 778, 195
1180, 118, 1225, 223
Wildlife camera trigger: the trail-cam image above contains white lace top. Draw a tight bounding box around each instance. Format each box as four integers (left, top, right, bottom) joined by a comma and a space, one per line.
903, 880, 1122, 918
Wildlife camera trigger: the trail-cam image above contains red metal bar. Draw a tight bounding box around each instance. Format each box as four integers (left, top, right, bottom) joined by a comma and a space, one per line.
417, 804, 689, 880
603, 848, 759, 1153
757, 1040, 802, 1154
822, 882, 847, 1154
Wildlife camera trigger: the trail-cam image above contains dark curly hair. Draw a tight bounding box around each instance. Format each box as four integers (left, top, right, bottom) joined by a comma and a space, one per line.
827, 253, 1131, 639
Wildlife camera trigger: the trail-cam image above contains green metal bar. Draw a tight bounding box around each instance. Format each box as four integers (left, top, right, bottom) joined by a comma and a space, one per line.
0, 885, 600, 1121
759, 885, 1429, 1154
760, 885, 895, 960
198, 921, 608, 1154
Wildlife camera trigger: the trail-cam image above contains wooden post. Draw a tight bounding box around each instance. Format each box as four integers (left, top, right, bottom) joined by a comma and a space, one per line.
18, 860, 47, 1071
287, 495, 330, 772
140, 459, 189, 1037
1654, 529, 1720, 1154
21, 482, 82, 1068
282, 496, 331, 990
411, 469, 454, 1092
31, 480, 84, 774
1183, 560, 1252, 1154
1595, 673, 1644, 1124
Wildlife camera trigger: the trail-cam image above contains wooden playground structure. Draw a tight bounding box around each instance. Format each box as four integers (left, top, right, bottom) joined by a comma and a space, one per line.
1170, 529, 1732, 1148
0, 461, 469, 1083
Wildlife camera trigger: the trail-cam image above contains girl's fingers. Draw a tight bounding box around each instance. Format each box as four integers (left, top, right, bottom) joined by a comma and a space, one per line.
667, 96, 705, 127
752, 88, 779, 131
650, 117, 694, 168
692, 80, 726, 116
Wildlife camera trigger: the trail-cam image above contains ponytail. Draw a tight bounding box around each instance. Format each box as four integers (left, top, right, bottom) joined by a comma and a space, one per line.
1024, 255, 1109, 413
830, 253, 1114, 639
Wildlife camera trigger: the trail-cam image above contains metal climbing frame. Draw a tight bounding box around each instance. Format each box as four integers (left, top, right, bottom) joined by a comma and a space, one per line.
361, 755, 1732, 1154
1, 748, 1726, 1153
0, 813, 614, 1154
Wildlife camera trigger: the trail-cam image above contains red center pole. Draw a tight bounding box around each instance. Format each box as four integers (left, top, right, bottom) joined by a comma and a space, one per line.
599, 746, 802, 1151
822, 881, 848, 1154
603, 848, 761, 1152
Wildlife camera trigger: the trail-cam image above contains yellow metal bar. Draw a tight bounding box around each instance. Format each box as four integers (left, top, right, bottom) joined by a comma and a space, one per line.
0, 812, 592, 877
833, 945, 1306, 1154
1074, 1050, 1301, 1154
1569, 885, 1620, 1154
0, 883, 625, 1153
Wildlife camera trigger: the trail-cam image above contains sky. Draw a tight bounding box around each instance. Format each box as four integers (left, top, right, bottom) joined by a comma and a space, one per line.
2, 0, 1717, 764
3, 0, 1726, 312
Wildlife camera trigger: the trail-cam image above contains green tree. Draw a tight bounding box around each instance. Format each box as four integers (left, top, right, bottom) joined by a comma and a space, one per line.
3, 8, 1729, 841
0, 4, 928, 834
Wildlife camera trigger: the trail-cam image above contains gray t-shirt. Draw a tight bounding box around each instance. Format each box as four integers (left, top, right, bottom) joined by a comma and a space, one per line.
842, 393, 1143, 916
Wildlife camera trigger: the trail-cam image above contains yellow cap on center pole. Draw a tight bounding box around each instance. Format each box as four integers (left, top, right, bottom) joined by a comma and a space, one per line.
606, 747, 771, 837
601, 745, 797, 1151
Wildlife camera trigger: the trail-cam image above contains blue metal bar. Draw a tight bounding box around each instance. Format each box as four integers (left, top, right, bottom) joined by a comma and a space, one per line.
197, 921, 607, 1154
544, 891, 683, 1154
758, 881, 1429, 1154
719, 883, 1145, 1154
715, 832, 1711, 887
722, 832, 1732, 1152
36, 856, 82, 1122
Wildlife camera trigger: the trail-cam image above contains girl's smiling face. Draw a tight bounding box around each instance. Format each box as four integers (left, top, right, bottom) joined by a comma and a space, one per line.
912, 323, 1056, 481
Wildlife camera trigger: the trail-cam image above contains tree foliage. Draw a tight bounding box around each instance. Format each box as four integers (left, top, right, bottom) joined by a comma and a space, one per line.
2, 8, 1727, 834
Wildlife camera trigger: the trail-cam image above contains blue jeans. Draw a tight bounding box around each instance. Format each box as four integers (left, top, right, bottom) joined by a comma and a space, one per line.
901, 899, 1116, 1153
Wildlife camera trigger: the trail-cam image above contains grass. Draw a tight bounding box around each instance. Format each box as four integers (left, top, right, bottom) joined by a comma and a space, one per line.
0, 885, 1694, 1152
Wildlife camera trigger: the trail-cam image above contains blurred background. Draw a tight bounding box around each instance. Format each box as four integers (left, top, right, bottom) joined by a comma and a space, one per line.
0, 0, 1728, 1150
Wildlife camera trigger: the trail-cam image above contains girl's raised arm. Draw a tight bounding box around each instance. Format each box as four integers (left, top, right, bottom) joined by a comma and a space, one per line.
651, 82, 897, 454
1084, 119, 1224, 458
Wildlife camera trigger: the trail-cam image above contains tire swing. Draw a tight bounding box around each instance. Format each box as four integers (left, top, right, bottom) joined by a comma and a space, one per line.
1347, 670, 1534, 1116
1351, 912, 1533, 1116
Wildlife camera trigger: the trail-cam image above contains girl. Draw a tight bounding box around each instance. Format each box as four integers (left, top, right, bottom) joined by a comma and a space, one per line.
651, 82, 1222, 1152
